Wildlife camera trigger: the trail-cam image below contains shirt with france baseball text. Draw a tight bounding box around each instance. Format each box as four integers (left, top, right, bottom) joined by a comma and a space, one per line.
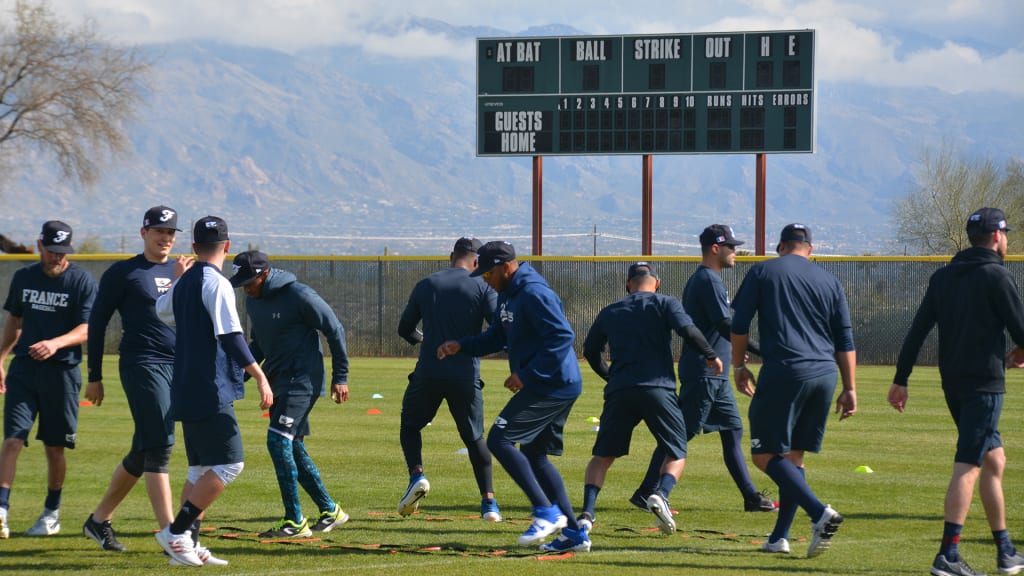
3, 262, 96, 365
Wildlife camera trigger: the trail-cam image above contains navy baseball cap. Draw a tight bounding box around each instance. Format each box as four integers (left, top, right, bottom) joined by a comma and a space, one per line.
699, 224, 744, 247
779, 223, 812, 243
628, 262, 657, 280
143, 206, 181, 230
966, 207, 1012, 234
193, 215, 229, 244
470, 241, 516, 277
39, 220, 74, 254
454, 236, 482, 253
230, 250, 270, 287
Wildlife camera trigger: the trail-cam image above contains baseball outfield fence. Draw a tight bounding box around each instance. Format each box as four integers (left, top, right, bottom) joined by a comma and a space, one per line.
4, 254, 1023, 366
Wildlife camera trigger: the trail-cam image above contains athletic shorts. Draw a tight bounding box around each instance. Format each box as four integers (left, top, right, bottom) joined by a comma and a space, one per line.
592, 386, 688, 460
268, 393, 317, 440
748, 369, 837, 455
679, 376, 743, 438
181, 404, 244, 466
401, 373, 485, 442
3, 356, 81, 448
120, 361, 175, 451
944, 390, 1003, 466
488, 390, 575, 456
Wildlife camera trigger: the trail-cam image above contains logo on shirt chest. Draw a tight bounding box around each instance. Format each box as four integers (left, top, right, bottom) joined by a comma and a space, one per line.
154, 277, 172, 294
499, 303, 514, 326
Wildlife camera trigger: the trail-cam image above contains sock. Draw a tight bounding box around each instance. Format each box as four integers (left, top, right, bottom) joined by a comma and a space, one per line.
190, 519, 202, 546
293, 439, 334, 513
526, 449, 578, 530
45, 488, 62, 511
268, 432, 303, 522
656, 473, 677, 498
465, 437, 494, 496
486, 435, 550, 508
769, 464, 805, 543
638, 447, 664, 496
941, 522, 963, 561
0, 486, 10, 509
764, 456, 824, 520
169, 500, 203, 535
994, 529, 1016, 557
399, 418, 424, 473
582, 484, 601, 517
720, 429, 758, 497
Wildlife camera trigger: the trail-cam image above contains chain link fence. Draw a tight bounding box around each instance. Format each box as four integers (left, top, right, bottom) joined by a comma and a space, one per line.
4, 254, 1023, 366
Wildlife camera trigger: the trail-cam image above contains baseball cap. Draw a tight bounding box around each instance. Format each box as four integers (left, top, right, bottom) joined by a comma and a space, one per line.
454, 236, 483, 253
143, 206, 181, 230
627, 262, 657, 280
966, 207, 1012, 234
39, 220, 74, 254
229, 250, 270, 287
699, 224, 744, 247
193, 215, 229, 244
470, 241, 516, 277
779, 223, 812, 244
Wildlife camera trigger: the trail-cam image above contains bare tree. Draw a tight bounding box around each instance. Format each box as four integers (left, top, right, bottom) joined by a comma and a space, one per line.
0, 0, 150, 188
895, 142, 1023, 254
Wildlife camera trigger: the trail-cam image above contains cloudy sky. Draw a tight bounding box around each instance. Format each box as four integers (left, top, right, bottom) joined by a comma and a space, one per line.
15, 0, 1024, 96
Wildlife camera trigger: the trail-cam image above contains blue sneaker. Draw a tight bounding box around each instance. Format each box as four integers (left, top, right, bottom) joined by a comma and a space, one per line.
516, 505, 567, 546
481, 498, 502, 522
539, 525, 591, 553
398, 475, 430, 517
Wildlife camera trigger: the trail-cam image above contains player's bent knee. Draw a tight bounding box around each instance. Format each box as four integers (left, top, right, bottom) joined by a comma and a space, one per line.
142, 445, 173, 474
122, 450, 145, 477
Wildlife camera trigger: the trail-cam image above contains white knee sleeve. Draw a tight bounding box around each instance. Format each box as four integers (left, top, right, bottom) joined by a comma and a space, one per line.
187, 462, 245, 486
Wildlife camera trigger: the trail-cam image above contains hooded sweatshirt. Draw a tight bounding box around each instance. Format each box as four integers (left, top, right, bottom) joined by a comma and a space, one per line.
458, 262, 581, 400
894, 246, 1024, 394
244, 268, 349, 396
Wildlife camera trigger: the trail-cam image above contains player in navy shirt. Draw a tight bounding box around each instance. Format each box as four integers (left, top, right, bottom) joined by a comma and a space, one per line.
731, 223, 856, 558
0, 221, 96, 539
82, 206, 195, 553
396, 237, 500, 521
580, 263, 721, 540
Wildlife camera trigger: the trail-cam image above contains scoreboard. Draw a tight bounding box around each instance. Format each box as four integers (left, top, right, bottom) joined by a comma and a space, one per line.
477, 30, 815, 157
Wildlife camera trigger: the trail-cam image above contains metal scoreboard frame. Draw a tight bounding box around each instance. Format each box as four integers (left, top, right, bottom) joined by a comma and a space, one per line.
476, 30, 816, 157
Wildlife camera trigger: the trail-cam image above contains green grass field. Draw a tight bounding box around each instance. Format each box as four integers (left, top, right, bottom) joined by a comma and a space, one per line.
2, 358, 1023, 575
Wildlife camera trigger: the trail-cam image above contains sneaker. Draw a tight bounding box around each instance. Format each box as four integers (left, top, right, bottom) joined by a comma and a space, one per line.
0, 507, 8, 539
576, 512, 594, 533
25, 508, 60, 536
646, 493, 676, 535
999, 550, 1024, 575
516, 504, 568, 546
169, 543, 229, 566
807, 505, 843, 558
398, 475, 430, 517
761, 537, 790, 554
259, 518, 313, 538
745, 490, 779, 512
932, 553, 987, 576
629, 489, 651, 511
311, 504, 349, 533
155, 526, 202, 567
481, 498, 502, 522
83, 515, 126, 551
539, 525, 591, 553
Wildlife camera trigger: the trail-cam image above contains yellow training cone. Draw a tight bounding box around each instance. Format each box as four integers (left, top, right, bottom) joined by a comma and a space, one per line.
855, 465, 874, 474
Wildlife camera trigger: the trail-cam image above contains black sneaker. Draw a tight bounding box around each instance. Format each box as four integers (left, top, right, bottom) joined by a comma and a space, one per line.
83, 515, 126, 551
744, 490, 778, 512
931, 553, 987, 576
628, 489, 651, 511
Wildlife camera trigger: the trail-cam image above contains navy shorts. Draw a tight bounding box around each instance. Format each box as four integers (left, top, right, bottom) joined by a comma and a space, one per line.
679, 376, 743, 438
945, 390, 1003, 466
181, 404, 244, 466
489, 390, 575, 456
268, 393, 317, 439
748, 369, 837, 455
3, 357, 81, 448
592, 386, 688, 460
401, 374, 485, 443
120, 361, 175, 451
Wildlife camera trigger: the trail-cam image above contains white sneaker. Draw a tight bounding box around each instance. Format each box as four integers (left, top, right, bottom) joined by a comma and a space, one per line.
0, 507, 9, 539
646, 493, 676, 535
195, 544, 229, 566
761, 537, 790, 553
155, 526, 202, 567
398, 476, 430, 516
807, 505, 843, 558
25, 508, 60, 536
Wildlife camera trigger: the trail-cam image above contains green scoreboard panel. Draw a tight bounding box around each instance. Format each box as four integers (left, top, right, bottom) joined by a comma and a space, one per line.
477, 30, 815, 156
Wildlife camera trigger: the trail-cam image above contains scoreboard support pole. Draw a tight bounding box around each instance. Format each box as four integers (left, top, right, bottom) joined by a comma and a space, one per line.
755, 153, 767, 256
642, 155, 653, 255
533, 156, 544, 256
